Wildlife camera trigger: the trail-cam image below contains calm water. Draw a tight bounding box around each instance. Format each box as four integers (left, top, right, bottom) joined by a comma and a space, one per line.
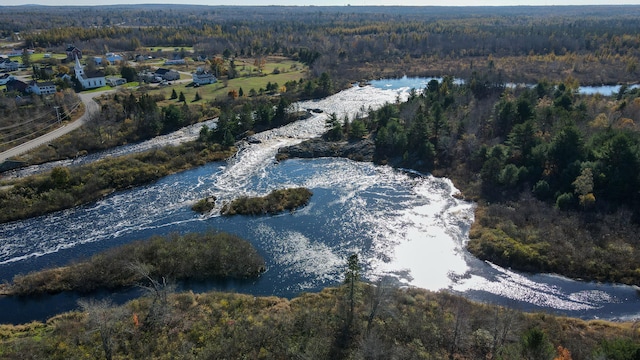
1, 80, 639, 324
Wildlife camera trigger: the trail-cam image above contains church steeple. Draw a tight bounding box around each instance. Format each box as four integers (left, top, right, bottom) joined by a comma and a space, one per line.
74, 54, 84, 78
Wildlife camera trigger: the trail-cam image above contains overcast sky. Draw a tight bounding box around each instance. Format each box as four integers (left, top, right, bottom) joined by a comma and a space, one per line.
6, 0, 640, 6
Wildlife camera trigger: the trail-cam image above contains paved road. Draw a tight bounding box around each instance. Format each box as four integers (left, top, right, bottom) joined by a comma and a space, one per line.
0, 90, 111, 163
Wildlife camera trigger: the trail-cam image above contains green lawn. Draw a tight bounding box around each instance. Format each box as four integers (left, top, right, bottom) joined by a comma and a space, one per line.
31, 53, 67, 62
14, 52, 67, 64
155, 59, 307, 107
84, 85, 112, 93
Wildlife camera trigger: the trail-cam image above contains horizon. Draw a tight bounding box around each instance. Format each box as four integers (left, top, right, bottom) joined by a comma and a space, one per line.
5, 1, 640, 7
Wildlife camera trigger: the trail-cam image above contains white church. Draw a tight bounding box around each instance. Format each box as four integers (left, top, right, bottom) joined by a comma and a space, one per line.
74, 55, 105, 89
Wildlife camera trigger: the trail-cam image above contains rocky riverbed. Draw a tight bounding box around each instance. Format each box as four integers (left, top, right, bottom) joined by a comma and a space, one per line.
276, 138, 375, 162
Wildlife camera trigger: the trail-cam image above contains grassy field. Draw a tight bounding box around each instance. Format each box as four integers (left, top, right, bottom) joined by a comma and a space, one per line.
147, 46, 194, 53
11, 52, 67, 64
31, 53, 67, 62
154, 57, 307, 106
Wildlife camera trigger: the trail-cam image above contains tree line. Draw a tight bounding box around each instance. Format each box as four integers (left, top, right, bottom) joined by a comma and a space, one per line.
3, 5, 640, 85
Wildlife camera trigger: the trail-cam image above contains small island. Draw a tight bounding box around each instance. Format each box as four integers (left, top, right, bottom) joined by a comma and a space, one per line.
191, 196, 217, 213
220, 187, 312, 216
1, 231, 265, 297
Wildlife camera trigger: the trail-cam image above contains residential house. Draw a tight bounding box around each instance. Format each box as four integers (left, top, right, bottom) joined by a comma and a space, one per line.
154, 68, 180, 81
74, 55, 105, 89
7, 49, 33, 57
107, 77, 127, 86
138, 71, 157, 83
164, 59, 186, 65
56, 73, 72, 83
0, 73, 16, 85
192, 68, 216, 85
105, 53, 124, 63
5, 79, 29, 94
66, 46, 82, 61
29, 81, 57, 95
0, 58, 20, 72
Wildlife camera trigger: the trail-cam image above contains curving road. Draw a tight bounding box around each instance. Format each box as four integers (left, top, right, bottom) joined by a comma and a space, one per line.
0, 91, 110, 163
1, 70, 196, 163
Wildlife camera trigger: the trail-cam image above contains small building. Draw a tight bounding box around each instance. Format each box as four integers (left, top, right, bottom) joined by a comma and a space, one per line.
154, 68, 180, 81
164, 59, 186, 65
105, 53, 124, 63
192, 68, 216, 85
29, 80, 57, 95
0, 73, 16, 85
66, 45, 82, 61
7, 49, 32, 57
0, 58, 20, 72
5, 79, 29, 94
107, 77, 127, 87
138, 70, 157, 83
56, 73, 72, 83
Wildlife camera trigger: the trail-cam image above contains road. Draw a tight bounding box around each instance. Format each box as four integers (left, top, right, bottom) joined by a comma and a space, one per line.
0, 69, 195, 163
0, 90, 111, 163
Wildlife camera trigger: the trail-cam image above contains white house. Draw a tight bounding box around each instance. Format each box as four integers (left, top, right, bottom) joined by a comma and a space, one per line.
28, 81, 57, 95
192, 68, 216, 85
74, 55, 105, 89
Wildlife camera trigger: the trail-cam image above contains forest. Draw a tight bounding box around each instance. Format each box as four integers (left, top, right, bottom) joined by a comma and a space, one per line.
2, 5, 640, 84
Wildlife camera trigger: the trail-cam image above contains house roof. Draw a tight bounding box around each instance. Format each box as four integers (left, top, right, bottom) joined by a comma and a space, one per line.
66, 46, 80, 52
154, 68, 172, 75
6, 79, 29, 91
85, 70, 105, 79
30, 81, 55, 87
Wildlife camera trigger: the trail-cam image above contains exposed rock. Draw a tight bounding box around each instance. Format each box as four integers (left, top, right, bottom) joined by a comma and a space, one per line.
277, 138, 375, 162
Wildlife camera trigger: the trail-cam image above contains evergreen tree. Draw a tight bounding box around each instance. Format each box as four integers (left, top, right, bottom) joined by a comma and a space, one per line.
21, 48, 31, 67
170, 89, 177, 100
178, 91, 186, 103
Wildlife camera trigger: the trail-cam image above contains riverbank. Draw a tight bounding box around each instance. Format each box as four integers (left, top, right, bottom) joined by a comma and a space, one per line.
0, 282, 637, 359
1, 231, 265, 297
0, 141, 235, 224
277, 134, 640, 287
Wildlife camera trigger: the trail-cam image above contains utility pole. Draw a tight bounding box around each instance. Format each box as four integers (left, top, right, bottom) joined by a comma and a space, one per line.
54, 106, 62, 124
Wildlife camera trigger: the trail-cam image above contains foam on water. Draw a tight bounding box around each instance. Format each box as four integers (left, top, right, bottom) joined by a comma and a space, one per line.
1, 81, 639, 322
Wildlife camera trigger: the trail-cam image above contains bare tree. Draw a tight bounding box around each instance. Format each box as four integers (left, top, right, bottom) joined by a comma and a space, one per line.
127, 261, 176, 329
79, 298, 123, 360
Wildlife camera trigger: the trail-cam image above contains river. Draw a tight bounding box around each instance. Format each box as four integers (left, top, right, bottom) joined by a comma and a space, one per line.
1, 78, 639, 325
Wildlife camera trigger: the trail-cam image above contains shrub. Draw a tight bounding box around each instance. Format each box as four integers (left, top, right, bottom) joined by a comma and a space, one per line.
555, 192, 575, 210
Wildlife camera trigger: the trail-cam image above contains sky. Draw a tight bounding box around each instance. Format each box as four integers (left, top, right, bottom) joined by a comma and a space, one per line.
5, 0, 640, 6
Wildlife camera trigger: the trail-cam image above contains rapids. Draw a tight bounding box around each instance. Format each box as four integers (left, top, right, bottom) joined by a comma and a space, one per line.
1, 79, 639, 324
